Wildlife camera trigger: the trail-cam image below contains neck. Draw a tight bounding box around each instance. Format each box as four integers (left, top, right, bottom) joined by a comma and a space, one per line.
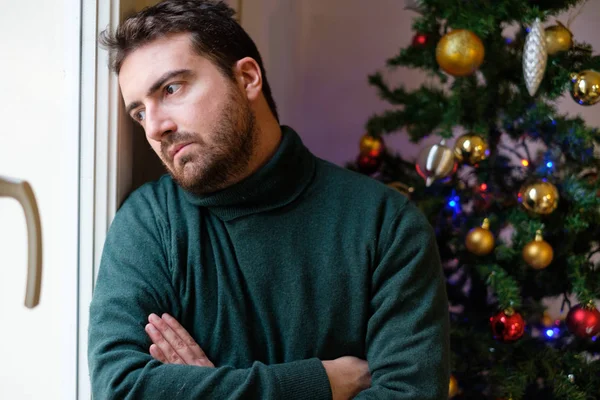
181, 125, 316, 221
239, 116, 282, 185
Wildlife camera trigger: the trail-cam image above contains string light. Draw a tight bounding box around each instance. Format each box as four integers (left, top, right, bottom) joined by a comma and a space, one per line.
480, 183, 488, 191
521, 159, 530, 167
447, 191, 461, 213
546, 161, 553, 168
415, 34, 427, 45
543, 326, 562, 340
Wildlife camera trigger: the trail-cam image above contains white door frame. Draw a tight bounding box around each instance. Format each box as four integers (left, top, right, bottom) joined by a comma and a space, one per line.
77, 0, 134, 398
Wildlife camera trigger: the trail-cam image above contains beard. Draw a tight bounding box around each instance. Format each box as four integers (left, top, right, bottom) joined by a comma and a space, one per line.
159, 85, 258, 195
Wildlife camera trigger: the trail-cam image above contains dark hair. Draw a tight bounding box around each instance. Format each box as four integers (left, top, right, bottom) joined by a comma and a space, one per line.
99, 0, 279, 122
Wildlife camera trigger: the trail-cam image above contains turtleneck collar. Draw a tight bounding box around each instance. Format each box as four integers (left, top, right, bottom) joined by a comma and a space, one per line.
180, 125, 317, 221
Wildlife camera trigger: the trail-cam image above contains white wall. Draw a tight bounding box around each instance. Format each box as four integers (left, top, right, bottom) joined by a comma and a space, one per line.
0, 0, 79, 398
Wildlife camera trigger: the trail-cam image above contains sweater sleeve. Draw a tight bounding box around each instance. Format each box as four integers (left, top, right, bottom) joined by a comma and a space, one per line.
355, 202, 450, 399
87, 192, 332, 400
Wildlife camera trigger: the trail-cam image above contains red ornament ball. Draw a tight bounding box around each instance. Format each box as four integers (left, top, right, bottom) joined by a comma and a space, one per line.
490, 309, 525, 342
412, 33, 429, 47
356, 153, 382, 175
566, 304, 600, 338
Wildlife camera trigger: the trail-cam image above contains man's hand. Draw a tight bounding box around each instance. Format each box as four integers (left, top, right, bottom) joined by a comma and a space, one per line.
322, 356, 371, 400
145, 313, 215, 367
145, 313, 370, 399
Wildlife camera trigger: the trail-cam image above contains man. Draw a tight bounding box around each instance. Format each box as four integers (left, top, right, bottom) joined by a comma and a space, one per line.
88, 0, 450, 399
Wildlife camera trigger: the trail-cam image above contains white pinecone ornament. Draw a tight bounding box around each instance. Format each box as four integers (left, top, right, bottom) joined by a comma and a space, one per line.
523, 18, 548, 96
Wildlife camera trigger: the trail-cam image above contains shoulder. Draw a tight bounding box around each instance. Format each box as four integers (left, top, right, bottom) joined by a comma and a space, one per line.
113, 174, 180, 228
313, 158, 412, 215
310, 158, 431, 245
311, 159, 435, 268
121, 174, 177, 206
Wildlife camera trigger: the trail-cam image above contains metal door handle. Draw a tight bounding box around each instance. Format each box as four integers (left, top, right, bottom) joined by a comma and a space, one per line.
0, 176, 42, 308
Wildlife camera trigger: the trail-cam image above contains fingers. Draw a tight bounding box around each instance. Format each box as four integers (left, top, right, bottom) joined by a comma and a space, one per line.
149, 343, 167, 363
145, 321, 185, 364
355, 358, 372, 391
325, 356, 372, 399
161, 313, 209, 361
145, 313, 214, 367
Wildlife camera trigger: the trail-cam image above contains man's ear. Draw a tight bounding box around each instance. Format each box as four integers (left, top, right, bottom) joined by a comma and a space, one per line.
234, 57, 262, 101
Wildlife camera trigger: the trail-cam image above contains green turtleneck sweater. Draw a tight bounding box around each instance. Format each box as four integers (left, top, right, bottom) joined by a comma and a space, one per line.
88, 126, 450, 399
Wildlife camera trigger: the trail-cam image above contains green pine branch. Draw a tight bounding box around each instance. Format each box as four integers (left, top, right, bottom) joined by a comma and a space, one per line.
352, 1, 600, 397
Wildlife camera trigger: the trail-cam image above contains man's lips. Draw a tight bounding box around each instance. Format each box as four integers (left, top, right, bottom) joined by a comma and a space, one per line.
168, 143, 192, 160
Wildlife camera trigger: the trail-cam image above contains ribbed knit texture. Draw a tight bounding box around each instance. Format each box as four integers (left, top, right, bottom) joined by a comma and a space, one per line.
88, 126, 450, 399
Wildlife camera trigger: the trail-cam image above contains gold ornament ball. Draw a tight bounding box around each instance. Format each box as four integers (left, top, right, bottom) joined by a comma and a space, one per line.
466, 218, 495, 256
545, 22, 573, 55
518, 180, 559, 215
454, 133, 489, 165
448, 375, 459, 398
436, 29, 485, 77
570, 70, 600, 106
359, 134, 384, 155
522, 230, 554, 269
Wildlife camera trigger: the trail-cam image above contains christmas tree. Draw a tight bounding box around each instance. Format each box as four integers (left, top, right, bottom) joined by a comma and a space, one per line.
348, 1, 600, 398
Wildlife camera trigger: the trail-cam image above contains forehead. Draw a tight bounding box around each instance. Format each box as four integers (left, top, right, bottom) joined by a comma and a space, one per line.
118, 33, 211, 102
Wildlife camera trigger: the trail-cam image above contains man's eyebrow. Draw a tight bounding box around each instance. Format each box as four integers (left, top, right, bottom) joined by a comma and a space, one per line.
125, 69, 192, 115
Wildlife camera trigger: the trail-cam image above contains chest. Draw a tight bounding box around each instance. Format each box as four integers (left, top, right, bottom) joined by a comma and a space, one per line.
172, 211, 372, 366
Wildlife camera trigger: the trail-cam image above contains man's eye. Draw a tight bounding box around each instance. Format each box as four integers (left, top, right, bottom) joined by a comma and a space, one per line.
165, 83, 182, 95
134, 110, 146, 122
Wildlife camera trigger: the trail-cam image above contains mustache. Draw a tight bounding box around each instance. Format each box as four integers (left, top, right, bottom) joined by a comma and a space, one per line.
161, 132, 200, 159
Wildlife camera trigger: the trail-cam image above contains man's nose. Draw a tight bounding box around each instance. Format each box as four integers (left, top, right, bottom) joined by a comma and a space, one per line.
145, 106, 177, 142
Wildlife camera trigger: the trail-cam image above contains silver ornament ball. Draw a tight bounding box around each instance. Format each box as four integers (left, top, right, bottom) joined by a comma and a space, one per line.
416, 140, 456, 186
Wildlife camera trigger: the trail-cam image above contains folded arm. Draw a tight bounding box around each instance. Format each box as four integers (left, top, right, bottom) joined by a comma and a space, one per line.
146, 312, 371, 400
87, 195, 333, 400
354, 202, 450, 399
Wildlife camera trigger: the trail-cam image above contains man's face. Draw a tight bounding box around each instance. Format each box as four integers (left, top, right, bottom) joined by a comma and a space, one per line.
119, 33, 257, 194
